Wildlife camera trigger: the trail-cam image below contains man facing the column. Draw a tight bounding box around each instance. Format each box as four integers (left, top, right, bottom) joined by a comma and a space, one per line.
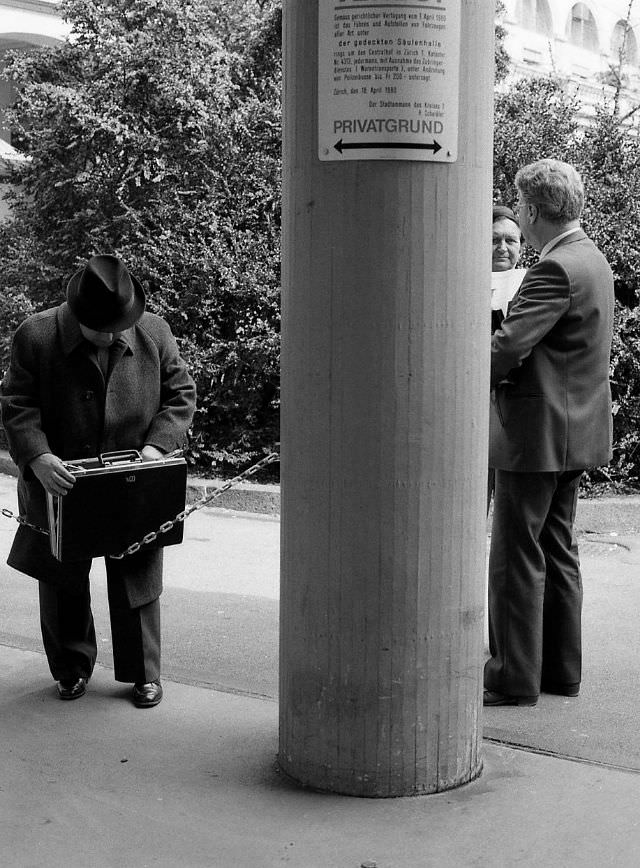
484, 159, 614, 707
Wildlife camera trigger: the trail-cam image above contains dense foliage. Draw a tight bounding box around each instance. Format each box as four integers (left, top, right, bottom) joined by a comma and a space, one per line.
493, 70, 640, 490
494, 77, 580, 209
577, 111, 640, 488
494, 1, 510, 85
4, 2, 640, 487
0, 0, 282, 474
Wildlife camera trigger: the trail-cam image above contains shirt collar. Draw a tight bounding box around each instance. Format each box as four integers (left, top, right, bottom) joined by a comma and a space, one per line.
539, 227, 582, 260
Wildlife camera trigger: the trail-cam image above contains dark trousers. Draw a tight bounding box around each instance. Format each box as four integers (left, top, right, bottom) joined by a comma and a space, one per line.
38, 556, 161, 684
484, 468, 583, 697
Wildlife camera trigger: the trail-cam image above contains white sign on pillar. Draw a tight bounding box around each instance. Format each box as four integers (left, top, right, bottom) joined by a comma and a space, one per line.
318, 0, 461, 162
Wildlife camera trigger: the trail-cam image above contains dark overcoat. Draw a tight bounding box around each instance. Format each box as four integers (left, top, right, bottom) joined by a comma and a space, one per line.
489, 231, 614, 472
0, 302, 196, 604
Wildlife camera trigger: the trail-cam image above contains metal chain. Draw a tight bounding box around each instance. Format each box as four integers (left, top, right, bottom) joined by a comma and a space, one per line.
1, 451, 280, 557
0, 508, 49, 536
109, 451, 280, 559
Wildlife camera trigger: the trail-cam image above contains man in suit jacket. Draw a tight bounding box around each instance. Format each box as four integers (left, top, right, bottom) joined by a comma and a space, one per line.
0, 255, 196, 707
484, 159, 614, 707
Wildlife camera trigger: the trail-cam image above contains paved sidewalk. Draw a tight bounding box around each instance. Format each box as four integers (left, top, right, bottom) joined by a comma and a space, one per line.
1, 463, 640, 866
2, 644, 640, 868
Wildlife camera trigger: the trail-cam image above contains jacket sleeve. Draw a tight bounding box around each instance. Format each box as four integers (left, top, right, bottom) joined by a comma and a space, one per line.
141, 319, 196, 453
0, 320, 52, 472
490, 258, 570, 388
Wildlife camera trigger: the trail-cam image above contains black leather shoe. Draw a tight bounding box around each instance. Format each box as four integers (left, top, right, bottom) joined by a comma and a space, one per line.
57, 677, 87, 700
483, 689, 538, 707
541, 682, 580, 697
132, 680, 163, 708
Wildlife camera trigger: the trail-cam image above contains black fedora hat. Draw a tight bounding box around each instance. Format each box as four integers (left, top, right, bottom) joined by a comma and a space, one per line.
67, 254, 145, 331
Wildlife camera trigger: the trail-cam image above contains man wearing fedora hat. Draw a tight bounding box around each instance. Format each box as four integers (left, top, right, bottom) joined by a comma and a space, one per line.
0, 254, 196, 707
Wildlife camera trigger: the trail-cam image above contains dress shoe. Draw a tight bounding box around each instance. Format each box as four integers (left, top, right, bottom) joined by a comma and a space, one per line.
57, 677, 87, 700
132, 680, 163, 708
483, 689, 538, 707
541, 681, 580, 697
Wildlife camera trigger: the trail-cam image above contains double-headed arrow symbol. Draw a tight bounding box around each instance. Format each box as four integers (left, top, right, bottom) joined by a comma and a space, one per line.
334, 139, 442, 155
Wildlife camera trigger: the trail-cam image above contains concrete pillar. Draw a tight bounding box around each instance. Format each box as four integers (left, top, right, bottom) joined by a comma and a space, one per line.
279, 0, 494, 796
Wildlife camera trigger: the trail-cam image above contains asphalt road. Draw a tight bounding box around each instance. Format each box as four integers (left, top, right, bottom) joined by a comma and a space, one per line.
0, 473, 280, 700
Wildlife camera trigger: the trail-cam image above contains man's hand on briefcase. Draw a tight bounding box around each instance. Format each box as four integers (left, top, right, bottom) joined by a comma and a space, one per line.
141, 445, 164, 461
30, 453, 76, 497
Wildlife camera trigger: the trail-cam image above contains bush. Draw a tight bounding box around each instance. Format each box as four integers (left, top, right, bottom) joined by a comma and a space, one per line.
494, 70, 640, 490
0, 0, 282, 477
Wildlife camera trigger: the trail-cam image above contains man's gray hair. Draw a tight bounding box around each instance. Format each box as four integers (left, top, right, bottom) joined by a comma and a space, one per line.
515, 158, 584, 223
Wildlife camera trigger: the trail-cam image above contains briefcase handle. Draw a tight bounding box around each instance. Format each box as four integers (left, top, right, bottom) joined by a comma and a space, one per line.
100, 450, 143, 466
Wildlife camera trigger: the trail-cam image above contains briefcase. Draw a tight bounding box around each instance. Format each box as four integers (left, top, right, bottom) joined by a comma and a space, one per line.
46, 450, 187, 562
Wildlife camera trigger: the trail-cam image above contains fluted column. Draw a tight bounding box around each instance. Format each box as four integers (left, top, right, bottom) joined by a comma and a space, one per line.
279, 0, 494, 796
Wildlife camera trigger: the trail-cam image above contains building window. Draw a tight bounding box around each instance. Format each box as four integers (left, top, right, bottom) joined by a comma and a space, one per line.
518, 0, 552, 37
569, 3, 599, 51
612, 20, 639, 66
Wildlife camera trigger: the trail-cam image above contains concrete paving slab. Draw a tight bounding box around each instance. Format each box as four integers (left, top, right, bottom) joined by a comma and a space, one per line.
3, 470, 640, 864
2, 645, 640, 868
0, 471, 281, 699
483, 537, 640, 770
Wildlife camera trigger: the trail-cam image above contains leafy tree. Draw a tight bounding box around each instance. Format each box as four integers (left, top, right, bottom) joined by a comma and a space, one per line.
494, 75, 579, 209
493, 63, 640, 488
494, 1, 510, 84
0, 0, 281, 474
608, 304, 640, 490
572, 113, 640, 309
569, 107, 640, 487
208, 0, 280, 51
6, 0, 640, 487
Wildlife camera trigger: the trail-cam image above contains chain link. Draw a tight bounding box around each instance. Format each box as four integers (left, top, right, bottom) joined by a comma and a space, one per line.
1, 451, 280, 557
109, 451, 280, 559
1, 507, 49, 536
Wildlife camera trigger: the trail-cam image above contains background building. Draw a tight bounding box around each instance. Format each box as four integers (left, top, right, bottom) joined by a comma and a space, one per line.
1, 0, 68, 143
501, 1, 640, 123
0, 0, 68, 215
